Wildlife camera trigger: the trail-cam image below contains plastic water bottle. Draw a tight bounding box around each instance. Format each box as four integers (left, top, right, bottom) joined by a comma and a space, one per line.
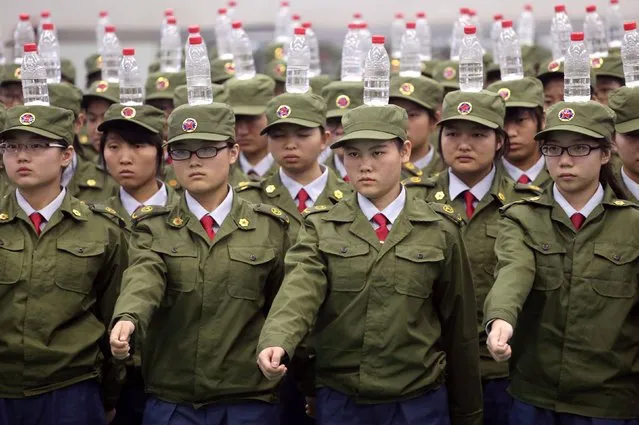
302, 22, 321, 78
101, 26, 121, 83
20, 44, 49, 106
391, 13, 405, 58
215, 8, 233, 60
364, 35, 390, 106
399, 22, 421, 77
551, 5, 573, 61
228, 0, 237, 20
621, 21, 639, 88
186, 36, 213, 105
186, 25, 206, 52
498, 20, 524, 81
14, 14, 36, 64
341, 23, 364, 82
230, 22, 256, 80
518, 5, 536, 46
162, 9, 174, 35
286, 28, 310, 93
96, 11, 110, 53
564, 32, 591, 102
451, 8, 472, 61
358, 23, 373, 54
607, 0, 624, 48
353, 13, 364, 26
38, 23, 61, 84
38, 11, 54, 37
119, 48, 142, 106
416, 12, 432, 61
459, 26, 484, 92
491, 14, 503, 63
585, 5, 608, 58
468, 9, 480, 36
160, 17, 182, 73
275, 1, 292, 44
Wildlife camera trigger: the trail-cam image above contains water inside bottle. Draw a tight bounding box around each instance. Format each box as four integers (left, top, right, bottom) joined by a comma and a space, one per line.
120, 87, 144, 105
286, 66, 309, 93
459, 63, 483, 92
22, 79, 49, 105
363, 78, 390, 106
564, 77, 591, 102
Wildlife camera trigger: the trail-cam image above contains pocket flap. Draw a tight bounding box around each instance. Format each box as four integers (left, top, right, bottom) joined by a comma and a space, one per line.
594, 243, 639, 265
524, 238, 566, 255
395, 245, 444, 263
0, 237, 24, 252
485, 224, 500, 238
228, 247, 276, 265
319, 241, 370, 258
56, 240, 105, 257
152, 241, 197, 258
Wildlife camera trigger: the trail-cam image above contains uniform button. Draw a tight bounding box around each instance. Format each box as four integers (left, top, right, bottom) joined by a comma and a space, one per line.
171, 248, 177, 253
417, 253, 424, 260
613, 254, 621, 261
77, 248, 84, 253
340, 247, 348, 254
249, 255, 257, 261
542, 244, 549, 251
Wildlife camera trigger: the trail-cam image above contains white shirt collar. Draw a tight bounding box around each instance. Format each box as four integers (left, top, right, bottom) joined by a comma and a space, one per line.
16, 187, 66, 225
621, 167, 639, 200
334, 154, 348, 179
448, 166, 496, 202
239, 152, 274, 176
318, 147, 332, 165
501, 156, 545, 182
357, 185, 406, 225
61, 151, 78, 188
552, 183, 604, 218
185, 186, 234, 231
120, 181, 169, 216
279, 166, 329, 206
412, 145, 435, 170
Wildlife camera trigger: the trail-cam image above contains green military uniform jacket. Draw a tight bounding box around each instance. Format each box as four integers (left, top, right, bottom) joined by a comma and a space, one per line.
323, 153, 346, 181
111, 195, 290, 407
612, 163, 639, 203
404, 167, 542, 380
105, 184, 181, 233
235, 167, 353, 239
68, 156, 119, 203
258, 194, 483, 425
400, 150, 447, 181
0, 191, 127, 408
484, 186, 639, 419
496, 160, 553, 192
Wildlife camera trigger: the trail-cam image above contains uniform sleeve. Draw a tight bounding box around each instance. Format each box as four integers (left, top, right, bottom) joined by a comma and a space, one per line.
257, 218, 328, 359
483, 215, 536, 329
433, 224, 483, 425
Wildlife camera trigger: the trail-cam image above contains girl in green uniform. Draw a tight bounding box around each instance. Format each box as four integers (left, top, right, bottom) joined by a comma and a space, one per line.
608, 86, 639, 202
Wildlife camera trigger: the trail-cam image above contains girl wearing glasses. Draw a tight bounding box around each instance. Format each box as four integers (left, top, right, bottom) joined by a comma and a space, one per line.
0, 104, 128, 425
109, 103, 290, 425
485, 101, 639, 424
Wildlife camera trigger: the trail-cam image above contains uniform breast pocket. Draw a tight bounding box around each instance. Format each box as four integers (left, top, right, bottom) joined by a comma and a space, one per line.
228, 246, 277, 300
523, 238, 565, 291
152, 242, 199, 293
55, 240, 105, 294
590, 243, 639, 298
393, 245, 442, 299
319, 241, 370, 292
0, 237, 25, 284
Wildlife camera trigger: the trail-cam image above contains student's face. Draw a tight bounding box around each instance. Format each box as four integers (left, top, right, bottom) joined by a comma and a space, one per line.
441, 121, 502, 178
543, 131, 610, 196
343, 139, 411, 202
504, 109, 542, 165
614, 131, 639, 178
170, 140, 239, 195
544, 77, 564, 109
2, 133, 73, 190
390, 99, 437, 151
268, 124, 328, 174
235, 114, 269, 157
146, 99, 174, 140
594, 76, 623, 106
85, 99, 112, 152
103, 132, 159, 191
0, 83, 24, 108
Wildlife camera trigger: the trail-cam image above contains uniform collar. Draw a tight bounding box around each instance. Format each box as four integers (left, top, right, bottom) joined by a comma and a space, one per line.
279, 166, 329, 205
621, 167, 639, 201
239, 152, 274, 177
334, 154, 348, 179
16, 187, 66, 222
120, 181, 169, 216
185, 186, 234, 227
412, 145, 435, 170
448, 166, 496, 202
501, 156, 545, 182
61, 151, 78, 188
552, 183, 604, 218
357, 185, 406, 225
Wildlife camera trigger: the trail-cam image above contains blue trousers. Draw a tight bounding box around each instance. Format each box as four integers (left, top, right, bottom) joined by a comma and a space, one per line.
0, 379, 106, 425
315, 386, 450, 425
111, 366, 147, 425
483, 378, 512, 425
510, 400, 639, 425
142, 397, 279, 425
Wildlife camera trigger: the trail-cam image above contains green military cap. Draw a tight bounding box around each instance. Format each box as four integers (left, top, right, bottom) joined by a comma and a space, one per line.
332, 104, 408, 148
321, 81, 364, 119
263, 42, 286, 62
522, 45, 551, 72
84, 53, 102, 77
48, 83, 83, 117
0, 64, 21, 86
535, 101, 615, 140
0, 104, 6, 130
167, 103, 236, 144
261, 92, 327, 135
266, 59, 287, 83
433, 60, 460, 90
0, 105, 74, 144
591, 55, 624, 82
438, 90, 505, 130
389, 75, 444, 111
421, 59, 439, 78
98, 103, 165, 134
486, 77, 544, 109
537, 58, 564, 84
82, 80, 119, 108
148, 61, 161, 74
211, 58, 236, 83
607, 86, 639, 133
145, 72, 187, 102
225, 74, 275, 116
310, 75, 335, 95
173, 84, 231, 108
61, 59, 76, 85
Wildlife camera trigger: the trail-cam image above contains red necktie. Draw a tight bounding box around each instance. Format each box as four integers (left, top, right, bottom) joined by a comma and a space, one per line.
343, 175, 350, 182
517, 174, 531, 184
297, 188, 310, 213
463, 191, 476, 219
200, 216, 216, 240
570, 213, 585, 231
372, 213, 390, 242
29, 212, 44, 236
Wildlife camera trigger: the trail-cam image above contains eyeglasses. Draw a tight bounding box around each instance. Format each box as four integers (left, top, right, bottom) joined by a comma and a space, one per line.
0, 142, 67, 155
168, 145, 229, 161
540, 144, 601, 157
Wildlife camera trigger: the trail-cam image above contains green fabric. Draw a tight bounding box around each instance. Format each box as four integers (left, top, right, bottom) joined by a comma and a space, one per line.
439, 90, 506, 130
83, 80, 120, 107
99, 104, 165, 134
433, 60, 461, 90
261, 92, 327, 134
1, 105, 74, 144
61, 58, 76, 85
0, 64, 21, 86
537, 58, 564, 84
310, 75, 335, 95
145, 72, 187, 102
211, 58, 236, 83
485, 77, 544, 109
608, 86, 639, 133
84, 53, 102, 77
265, 59, 287, 83
225, 74, 275, 116
0, 104, 6, 130
167, 102, 235, 144
389, 75, 444, 111
66, 155, 120, 203
333, 104, 408, 147
536, 100, 616, 140
48, 83, 83, 117
321, 81, 364, 119
421, 59, 440, 78
172, 84, 230, 108
592, 54, 624, 82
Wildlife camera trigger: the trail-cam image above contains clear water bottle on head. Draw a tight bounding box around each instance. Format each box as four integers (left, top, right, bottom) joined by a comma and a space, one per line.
391, 13, 405, 59
228, 1, 237, 20
459, 26, 484, 92
364, 35, 390, 106
564, 32, 591, 102
468, 9, 480, 35
499, 20, 524, 81
450, 8, 471, 61
341, 23, 364, 82
286, 28, 310, 93
275, 1, 292, 44
20, 43, 49, 106
491, 14, 503, 63
399, 22, 421, 77
186, 25, 206, 52
14, 14, 36, 64
584, 5, 608, 58
161, 17, 183, 73
39, 11, 54, 37
216, 8, 234, 60
551, 5, 573, 62
302, 22, 321, 78
96, 11, 110, 53
119, 48, 143, 106
518, 5, 536, 46
162, 9, 174, 35
358, 23, 372, 54
353, 13, 364, 26
186, 36, 213, 105
230, 22, 256, 80
415, 12, 432, 61
38, 23, 61, 84
101, 26, 121, 83
607, 0, 624, 48
621, 21, 639, 88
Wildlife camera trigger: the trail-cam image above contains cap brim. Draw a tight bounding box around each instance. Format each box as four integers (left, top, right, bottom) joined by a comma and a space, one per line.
82, 93, 118, 107
331, 130, 399, 149
98, 118, 161, 134
166, 133, 231, 144
326, 110, 348, 119
212, 76, 233, 84
1, 126, 65, 141
233, 106, 267, 116
260, 118, 320, 135
506, 101, 542, 108
389, 95, 436, 111
145, 93, 173, 101
535, 125, 605, 140
440, 82, 460, 90
437, 115, 500, 130
615, 118, 639, 134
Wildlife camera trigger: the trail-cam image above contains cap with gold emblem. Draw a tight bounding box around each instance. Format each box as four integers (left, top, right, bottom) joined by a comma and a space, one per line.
485, 77, 544, 109
591, 54, 625, 83
537, 58, 564, 84
321, 81, 365, 119
167, 103, 235, 144
61, 58, 77, 85
211, 58, 236, 83
433, 60, 461, 91
389, 75, 444, 111
261, 92, 327, 135
0, 105, 74, 145
310, 75, 335, 95
608, 86, 639, 133
84, 53, 103, 78
266, 59, 287, 83
173, 84, 230, 108
0, 104, 7, 130
48, 83, 84, 117
98, 104, 165, 134
535, 101, 615, 140
226, 74, 275, 116
438, 90, 506, 130
82, 80, 120, 107
0, 64, 22, 86
263, 42, 286, 63
145, 72, 187, 102
332, 104, 408, 148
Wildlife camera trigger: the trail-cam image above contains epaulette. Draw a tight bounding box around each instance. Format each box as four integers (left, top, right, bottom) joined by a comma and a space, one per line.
234, 181, 262, 192
302, 204, 332, 217
130, 205, 171, 223
606, 199, 639, 208
87, 203, 127, 228
514, 182, 544, 194
402, 175, 437, 187
253, 203, 290, 225
403, 162, 424, 177
428, 202, 464, 225
500, 195, 544, 212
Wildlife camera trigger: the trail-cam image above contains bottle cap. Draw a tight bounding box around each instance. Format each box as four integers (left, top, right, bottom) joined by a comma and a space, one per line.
611, 0, 619, 4
468, 9, 477, 17
281, 1, 289, 6
23, 43, 37, 53
294, 27, 306, 35
232, 21, 242, 29
218, 8, 227, 14
624, 21, 637, 31
524, 4, 533, 11
189, 36, 203, 45
570, 32, 584, 41
302, 22, 312, 29
348, 23, 358, 30
19, 13, 30, 21
41, 10, 51, 18
292, 14, 301, 20
460, 7, 470, 15
494, 14, 503, 21
395, 13, 404, 19
372, 35, 385, 44
361, 22, 369, 29
406, 22, 416, 29
123, 48, 135, 56
555, 5, 566, 13
167, 17, 177, 25
42, 23, 55, 31
586, 5, 596, 13
99, 11, 109, 17
501, 20, 513, 28
464, 26, 477, 35
416, 12, 426, 18
105, 25, 116, 33
188, 25, 200, 33
164, 8, 174, 17
228, 1, 237, 6
354, 13, 363, 19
